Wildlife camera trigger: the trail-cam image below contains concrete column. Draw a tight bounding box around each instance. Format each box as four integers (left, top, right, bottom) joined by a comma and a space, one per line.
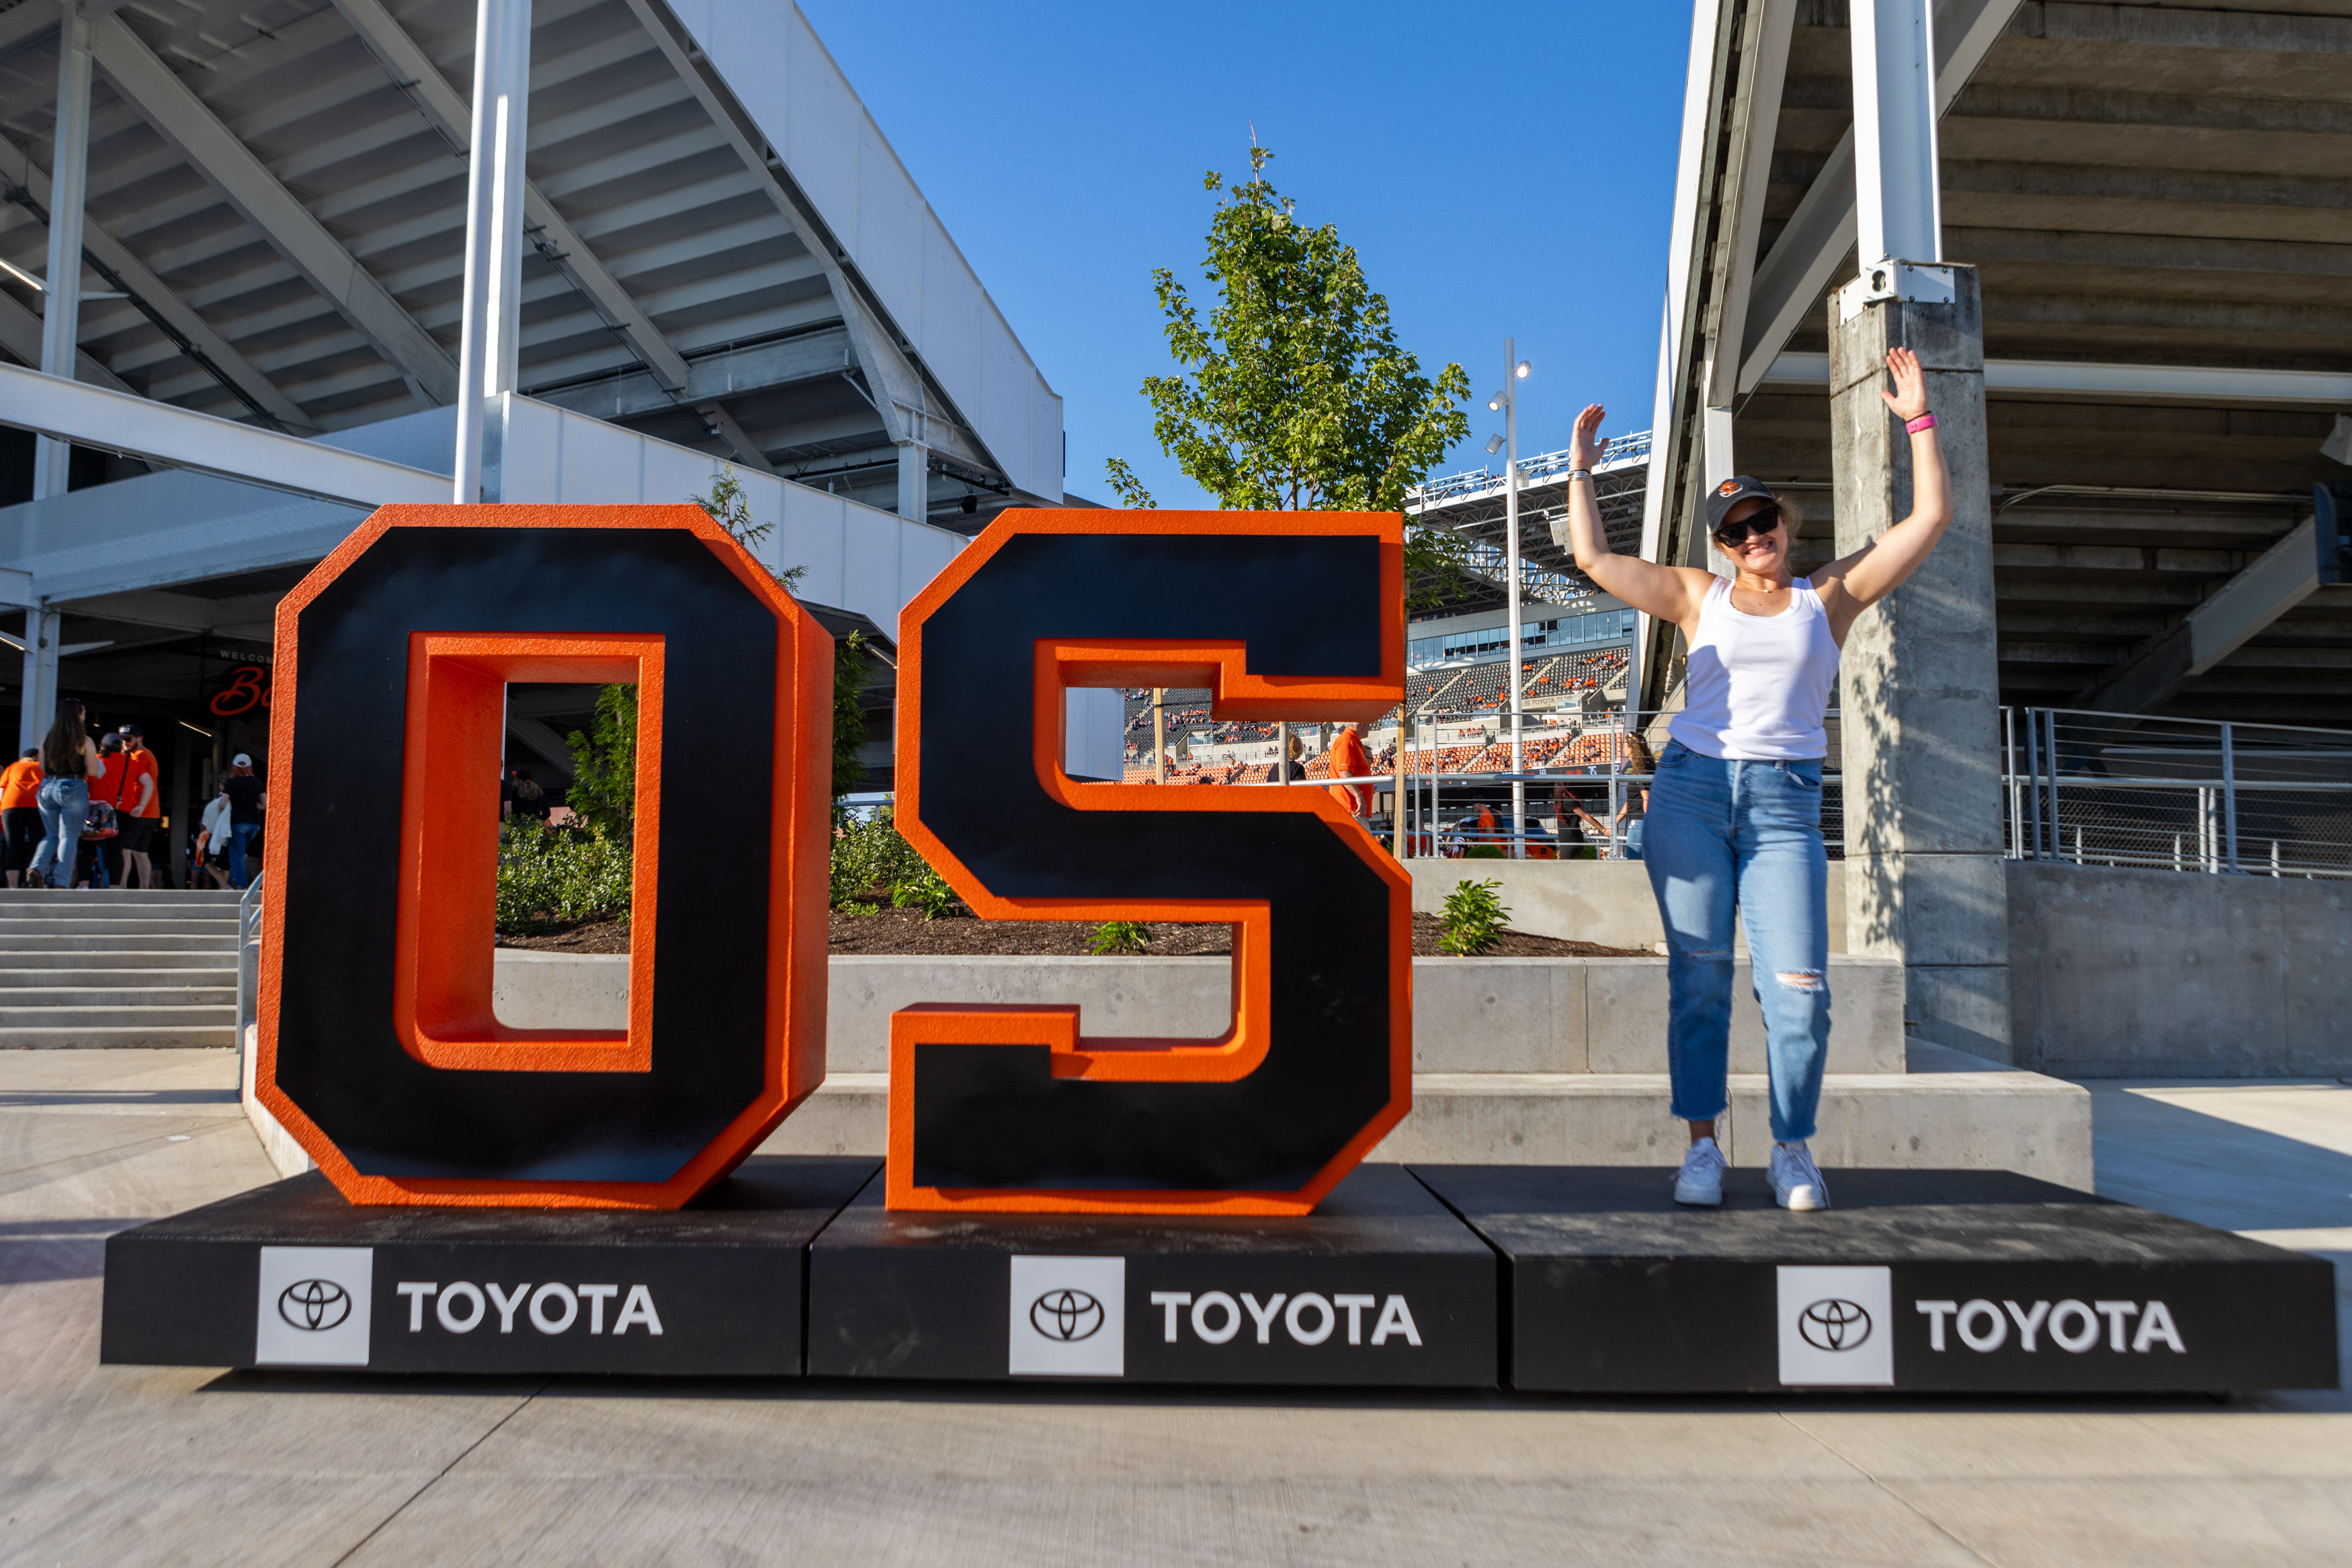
1830, 262, 2009, 1061
17, 608, 60, 756
896, 441, 928, 522
35, 0, 91, 500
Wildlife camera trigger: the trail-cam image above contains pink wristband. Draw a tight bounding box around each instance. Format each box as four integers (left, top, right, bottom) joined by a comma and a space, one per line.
1905, 413, 1937, 434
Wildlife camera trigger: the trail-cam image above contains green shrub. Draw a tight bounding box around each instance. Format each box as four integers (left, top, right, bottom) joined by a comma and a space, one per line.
891, 863, 960, 920
830, 803, 933, 910
562, 684, 638, 842
1437, 877, 1509, 957
496, 819, 634, 934
1088, 920, 1154, 955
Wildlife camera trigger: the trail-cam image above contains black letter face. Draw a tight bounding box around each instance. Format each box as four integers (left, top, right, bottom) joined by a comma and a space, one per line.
255, 505, 833, 1210
888, 511, 1412, 1217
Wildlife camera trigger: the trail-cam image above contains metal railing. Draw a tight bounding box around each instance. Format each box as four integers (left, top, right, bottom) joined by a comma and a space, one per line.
2006, 707, 2352, 879
235, 875, 263, 1073
1409, 428, 1653, 507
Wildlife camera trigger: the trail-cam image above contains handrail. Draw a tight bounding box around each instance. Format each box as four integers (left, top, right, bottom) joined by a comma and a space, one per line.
235, 874, 263, 1082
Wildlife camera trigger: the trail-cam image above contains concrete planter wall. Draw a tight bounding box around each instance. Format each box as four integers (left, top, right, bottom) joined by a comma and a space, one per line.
2009, 859, 2352, 1078
1409, 857, 1851, 954
493, 951, 1906, 1074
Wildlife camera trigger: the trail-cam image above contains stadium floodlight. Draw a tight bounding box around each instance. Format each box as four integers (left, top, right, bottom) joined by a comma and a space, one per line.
1485, 433, 1505, 454
1515, 361, 1531, 379
1487, 391, 1505, 411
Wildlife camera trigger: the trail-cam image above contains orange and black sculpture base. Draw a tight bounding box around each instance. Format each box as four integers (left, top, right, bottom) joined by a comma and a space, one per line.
100, 1163, 2335, 1393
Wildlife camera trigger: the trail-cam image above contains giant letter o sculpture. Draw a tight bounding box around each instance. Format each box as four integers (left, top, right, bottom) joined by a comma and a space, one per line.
254, 505, 832, 1208
888, 511, 1413, 1215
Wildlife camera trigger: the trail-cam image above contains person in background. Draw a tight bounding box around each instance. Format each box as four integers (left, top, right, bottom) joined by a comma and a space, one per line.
222, 752, 266, 889
510, 766, 549, 821
194, 787, 234, 890
1618, 785, 1651, 862
0, 748, 40, 888
1326, 721, 1373, 818
1550, 780, 1606, 861
81, 733, 126, 888
114, 725, 160, 888
28, 697, 103, 890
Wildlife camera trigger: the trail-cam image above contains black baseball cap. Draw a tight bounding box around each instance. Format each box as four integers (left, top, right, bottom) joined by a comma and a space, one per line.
1704, 475, 1779, 535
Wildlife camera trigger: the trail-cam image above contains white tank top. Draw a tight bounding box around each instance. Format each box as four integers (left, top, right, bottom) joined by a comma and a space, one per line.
1668, 576, 1841, 760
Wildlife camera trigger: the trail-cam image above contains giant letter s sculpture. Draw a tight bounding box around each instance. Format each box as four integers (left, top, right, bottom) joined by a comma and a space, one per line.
888, 512, 1413, 1215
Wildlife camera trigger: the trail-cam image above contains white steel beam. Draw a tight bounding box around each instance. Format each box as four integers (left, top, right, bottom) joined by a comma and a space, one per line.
1761, 353, 2352, 406
0, 361, 446, 505
327, 0, 689, 397
453, 0, 532, 500
36, 0, 91, 500
0, 286, 127, 391
2187, 519, 2321, 679
0, 136, 317, 433
1851, 0, 1943, 268
1736, 0, 2021, 394
90, 12, 458, 404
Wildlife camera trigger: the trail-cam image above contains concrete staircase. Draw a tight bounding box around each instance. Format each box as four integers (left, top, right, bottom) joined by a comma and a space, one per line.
0, 889, 243, 1047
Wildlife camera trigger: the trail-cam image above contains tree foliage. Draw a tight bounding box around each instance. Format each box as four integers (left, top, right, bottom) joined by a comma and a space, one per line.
562, 684, 639, 842
1107, 144, 1471, 603
833, 629, 870, 799
694, 466, 807, 591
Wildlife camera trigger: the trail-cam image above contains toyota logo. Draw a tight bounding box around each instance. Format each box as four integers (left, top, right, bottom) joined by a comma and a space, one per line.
1798, 1298, 1872, 1352
1029, 1289, 1104, 1342
278, 1278, 352, 1333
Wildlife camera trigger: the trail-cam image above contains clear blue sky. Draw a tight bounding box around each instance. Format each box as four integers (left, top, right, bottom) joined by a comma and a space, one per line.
797, 1, 1694, 508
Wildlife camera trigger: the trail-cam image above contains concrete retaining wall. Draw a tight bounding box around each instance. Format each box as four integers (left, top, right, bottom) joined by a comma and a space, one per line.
1409, 857, 1851, 953
2009, 860, 2352, 1078
492, 950, 1908, 1074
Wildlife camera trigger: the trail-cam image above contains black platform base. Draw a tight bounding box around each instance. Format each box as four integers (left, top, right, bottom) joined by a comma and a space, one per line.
99, 1162, 2337, 1393
806, 1164, 1498, 1385
1414, 1166, 2341, 1394
101, 1157, 878, 1376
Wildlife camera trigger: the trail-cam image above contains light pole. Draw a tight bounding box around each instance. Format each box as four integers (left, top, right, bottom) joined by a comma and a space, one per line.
1488, 344, 1532, 855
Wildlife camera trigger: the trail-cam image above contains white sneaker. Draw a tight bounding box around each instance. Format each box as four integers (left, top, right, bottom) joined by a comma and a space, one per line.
1770, 1141, 1831, 1211
1673, 1137, 1727, 1207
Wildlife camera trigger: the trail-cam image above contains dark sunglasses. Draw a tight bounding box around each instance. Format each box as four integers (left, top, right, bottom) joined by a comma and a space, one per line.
1714, 503, 1783, 544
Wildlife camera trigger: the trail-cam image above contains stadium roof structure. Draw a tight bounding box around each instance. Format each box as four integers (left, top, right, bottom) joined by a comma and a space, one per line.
1405, 430, 1652, 615
0, 0, 1083, 768
1647, 0, 2352, 724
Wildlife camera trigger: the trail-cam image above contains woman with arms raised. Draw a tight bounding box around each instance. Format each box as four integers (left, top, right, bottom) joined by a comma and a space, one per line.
1559, 348, 1954, 1211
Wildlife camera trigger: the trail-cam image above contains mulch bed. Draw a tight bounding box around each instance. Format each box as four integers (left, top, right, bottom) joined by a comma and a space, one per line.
497, 919, 630, 954
498, 909, 1647, 958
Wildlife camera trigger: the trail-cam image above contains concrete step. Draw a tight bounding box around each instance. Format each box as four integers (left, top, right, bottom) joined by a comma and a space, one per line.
0, 1003, 232, 1028
0, 985, 237, 1007
0, 949, 237, 970
0, 889, 241, 906
758, 1068, 2094, 1190
0, 917, 239, 937
0, 967, 237, 989
0, 934, 237, 953
0, 1020, 239, 1046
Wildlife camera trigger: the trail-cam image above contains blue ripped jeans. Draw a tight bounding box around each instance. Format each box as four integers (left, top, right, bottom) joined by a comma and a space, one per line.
1642, 740, 1831, 1143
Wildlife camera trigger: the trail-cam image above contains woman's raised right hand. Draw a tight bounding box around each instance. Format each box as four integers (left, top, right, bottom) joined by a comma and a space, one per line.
1568, 404, 1609, 471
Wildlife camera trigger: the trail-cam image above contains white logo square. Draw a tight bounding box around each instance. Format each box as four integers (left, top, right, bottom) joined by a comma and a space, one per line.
1777, 1265, 1892, 1387
255, 1246, 374, 1366
1008, 1255, 1124, 1377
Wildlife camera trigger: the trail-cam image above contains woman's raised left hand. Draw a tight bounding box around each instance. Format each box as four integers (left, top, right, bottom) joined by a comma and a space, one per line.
1880, 347, 1929, 422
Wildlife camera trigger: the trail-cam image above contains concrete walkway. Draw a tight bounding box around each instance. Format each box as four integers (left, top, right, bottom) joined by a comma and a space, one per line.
4, 1049, 2349, 1566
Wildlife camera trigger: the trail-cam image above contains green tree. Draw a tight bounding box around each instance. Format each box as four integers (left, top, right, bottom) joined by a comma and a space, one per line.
562, 684, 639, 842
833, 629, 871, 799
1105, 144, 1471, 605
694, 466, 808, 591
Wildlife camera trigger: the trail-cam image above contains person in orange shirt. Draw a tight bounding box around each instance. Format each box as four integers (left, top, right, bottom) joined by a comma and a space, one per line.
1325, 721, 1373, 818
0, 748, 40, 889
113, 725, 161, 888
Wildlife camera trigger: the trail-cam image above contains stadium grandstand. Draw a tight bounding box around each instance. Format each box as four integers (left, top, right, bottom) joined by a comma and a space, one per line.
1648, 0, 2352, 728
0, 0, 1122, 861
